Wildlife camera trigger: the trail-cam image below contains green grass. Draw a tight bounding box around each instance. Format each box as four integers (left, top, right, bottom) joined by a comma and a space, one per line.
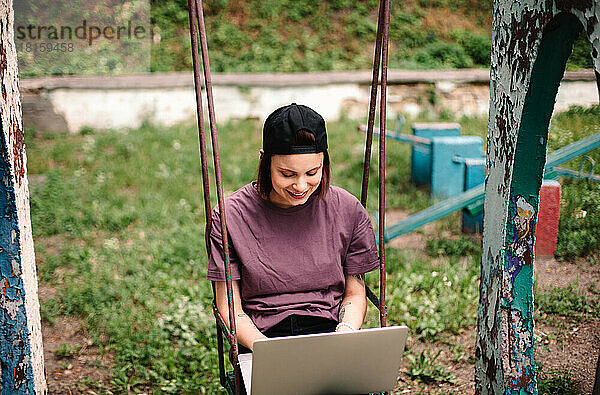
378, 248, 481, 339
27, 106, 599, 391
425, 235, 481, 258
535, 284, 600, 319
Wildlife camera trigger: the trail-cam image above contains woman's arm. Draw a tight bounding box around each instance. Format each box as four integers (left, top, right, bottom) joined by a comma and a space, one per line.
336, 273, 368, 331
214, 280, 267, 351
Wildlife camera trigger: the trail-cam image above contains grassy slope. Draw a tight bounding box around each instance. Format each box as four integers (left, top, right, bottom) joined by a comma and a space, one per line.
150, 0, 595, 74
28, 106, 599, 392
151, 0, 496, 72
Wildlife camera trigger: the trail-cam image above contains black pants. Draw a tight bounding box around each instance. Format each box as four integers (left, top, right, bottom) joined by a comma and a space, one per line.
238, 315, 337, 354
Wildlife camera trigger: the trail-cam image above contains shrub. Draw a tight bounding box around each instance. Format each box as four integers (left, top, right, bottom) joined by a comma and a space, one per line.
452, 29, 492, 66
566, 31, 594, 70
389, 12, 427, 49
344, 11, 378, 40
414, 41, 473, 69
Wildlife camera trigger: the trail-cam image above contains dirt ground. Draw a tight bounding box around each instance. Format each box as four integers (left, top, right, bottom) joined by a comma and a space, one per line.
40, 285, 113, 394
39, 210, 600, 394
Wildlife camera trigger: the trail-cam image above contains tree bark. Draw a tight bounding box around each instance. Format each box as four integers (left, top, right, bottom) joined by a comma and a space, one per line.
0, 0, 47, 393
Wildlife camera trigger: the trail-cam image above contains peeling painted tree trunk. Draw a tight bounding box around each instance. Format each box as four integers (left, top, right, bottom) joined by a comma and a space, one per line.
476, 1, 600, 394
0, 0, 47, 393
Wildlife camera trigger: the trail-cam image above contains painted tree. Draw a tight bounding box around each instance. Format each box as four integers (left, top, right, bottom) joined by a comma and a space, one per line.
476, 1, 600, 394
0, 0, 47, 393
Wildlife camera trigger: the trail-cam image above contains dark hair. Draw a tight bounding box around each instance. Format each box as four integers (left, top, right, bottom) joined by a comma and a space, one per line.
257, 130, 330, 199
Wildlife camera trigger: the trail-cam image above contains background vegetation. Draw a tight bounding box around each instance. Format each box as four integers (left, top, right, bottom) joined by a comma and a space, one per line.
28, 104, 599, 392
150, 0, 593, 72
548, 105, 600, 261
16, 0, 595, 76
151, 0, 493, 72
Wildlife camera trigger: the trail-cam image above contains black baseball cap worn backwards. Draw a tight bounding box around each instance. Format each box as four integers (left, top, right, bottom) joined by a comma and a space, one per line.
263, 103, 328, 155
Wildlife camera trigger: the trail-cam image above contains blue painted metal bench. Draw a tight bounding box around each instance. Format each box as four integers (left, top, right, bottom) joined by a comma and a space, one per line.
358, 124, 486, 200
382, 131, 600, 242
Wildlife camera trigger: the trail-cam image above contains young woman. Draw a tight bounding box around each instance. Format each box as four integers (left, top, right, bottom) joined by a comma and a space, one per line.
207, 103, 380, 352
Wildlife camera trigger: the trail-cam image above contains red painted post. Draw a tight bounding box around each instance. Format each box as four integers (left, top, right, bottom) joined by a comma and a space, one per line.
534, 180, 561, 258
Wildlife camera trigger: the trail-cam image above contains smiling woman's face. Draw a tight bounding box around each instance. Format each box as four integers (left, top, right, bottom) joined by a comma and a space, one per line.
268, 153, 324, 208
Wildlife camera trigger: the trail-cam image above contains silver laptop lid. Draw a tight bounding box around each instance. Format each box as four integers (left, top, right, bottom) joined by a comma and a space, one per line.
249, 325, 408, 395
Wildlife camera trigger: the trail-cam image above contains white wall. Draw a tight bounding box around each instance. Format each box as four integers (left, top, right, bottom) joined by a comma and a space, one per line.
20, 70, 598, 133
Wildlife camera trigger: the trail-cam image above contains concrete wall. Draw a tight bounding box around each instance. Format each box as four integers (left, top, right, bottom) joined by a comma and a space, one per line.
19, 69, 598, 133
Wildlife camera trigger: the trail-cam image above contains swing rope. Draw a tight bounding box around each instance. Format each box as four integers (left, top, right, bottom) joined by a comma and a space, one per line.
187, 0, 242, 392
187, 0, 391, 393
360, 0, 391, 327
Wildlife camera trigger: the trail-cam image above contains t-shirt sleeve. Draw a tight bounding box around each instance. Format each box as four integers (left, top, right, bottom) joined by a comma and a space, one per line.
206, 206, 242, 281
344, 202, 380, 275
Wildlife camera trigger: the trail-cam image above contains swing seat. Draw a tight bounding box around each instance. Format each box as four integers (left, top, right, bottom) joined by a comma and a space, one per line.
223, 371, 236, 395
188, 0, 394, 389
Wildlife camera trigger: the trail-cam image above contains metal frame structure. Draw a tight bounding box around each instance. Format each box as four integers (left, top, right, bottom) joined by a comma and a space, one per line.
187, 0, 391, 393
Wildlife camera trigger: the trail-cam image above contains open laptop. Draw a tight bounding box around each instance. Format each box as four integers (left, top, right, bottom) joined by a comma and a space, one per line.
238, 325, 408, 395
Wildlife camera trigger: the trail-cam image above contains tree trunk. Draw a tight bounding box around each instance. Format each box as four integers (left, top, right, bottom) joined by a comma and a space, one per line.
476, 1, 600, 394
0, 0, 47, 393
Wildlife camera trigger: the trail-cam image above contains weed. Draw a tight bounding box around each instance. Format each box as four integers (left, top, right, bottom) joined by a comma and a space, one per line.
537, 368, 582, 395
556, 180, 600, 260
39, 297, 62, 325
382, 250, 480, 338
80, 376, 108, 391
406, 350, 455, 384
449, 343, 472, 363
55, 343, 81, 358
566, 30, 595, 71
79, 126, 95, 135
549, 105, 600, 260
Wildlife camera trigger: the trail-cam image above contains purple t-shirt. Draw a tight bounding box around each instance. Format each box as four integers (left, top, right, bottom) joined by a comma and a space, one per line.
206, 183, 379, 332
